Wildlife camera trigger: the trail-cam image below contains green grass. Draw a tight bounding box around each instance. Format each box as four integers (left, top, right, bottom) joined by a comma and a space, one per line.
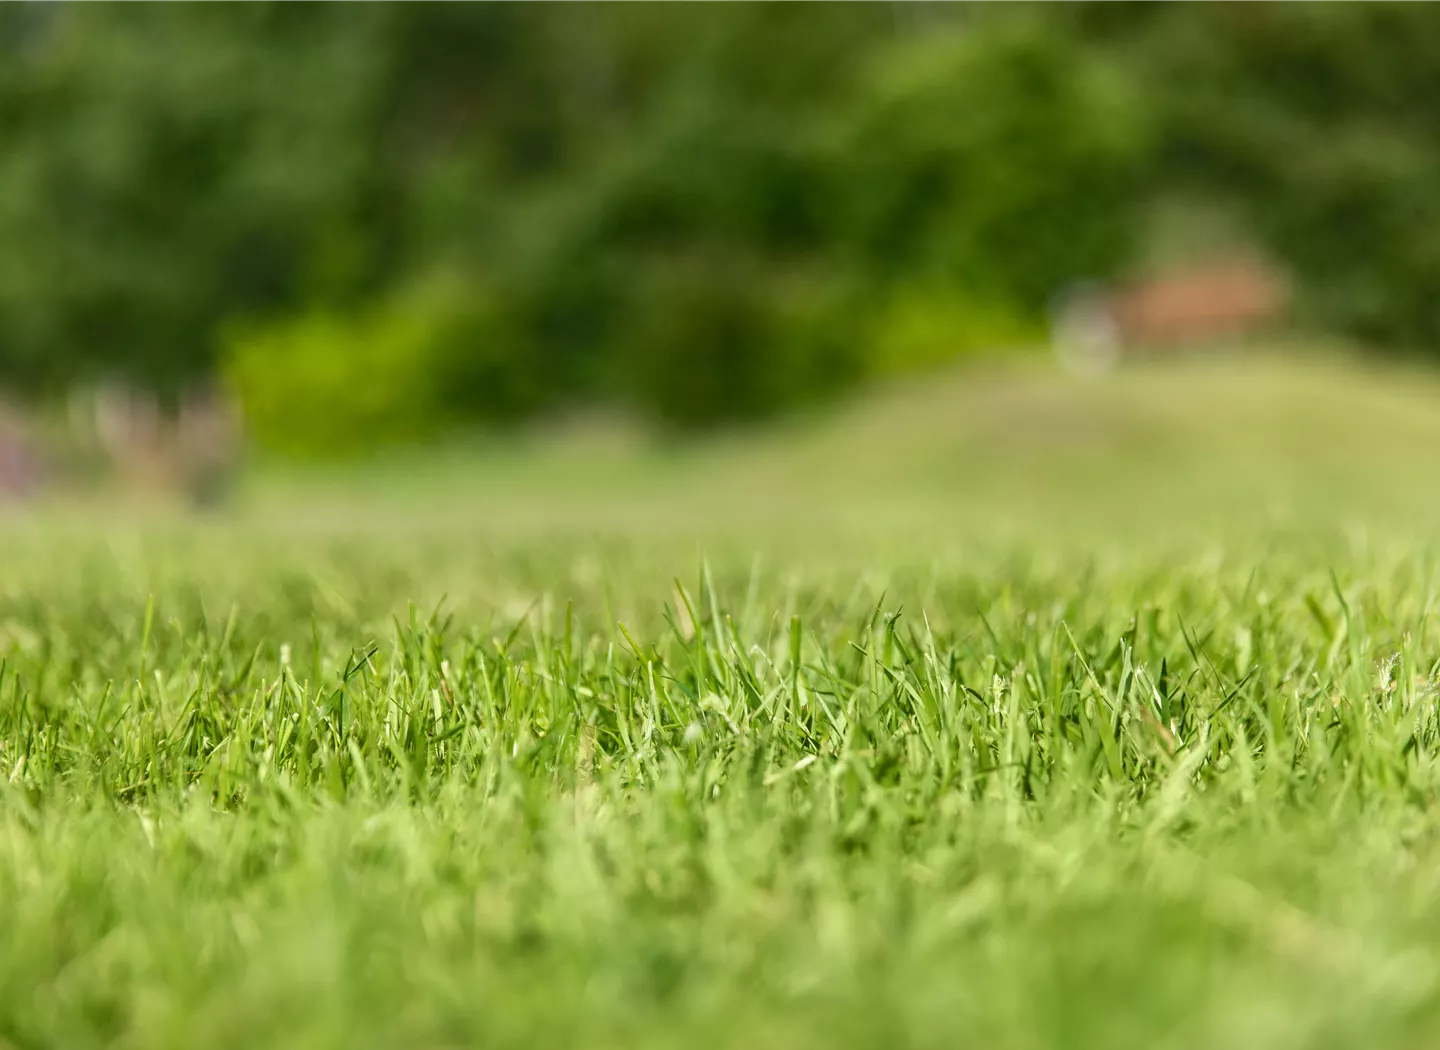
9, 355, 1440, 1048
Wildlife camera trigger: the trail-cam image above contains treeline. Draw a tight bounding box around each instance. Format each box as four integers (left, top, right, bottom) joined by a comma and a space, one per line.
2, 4, 1439, 451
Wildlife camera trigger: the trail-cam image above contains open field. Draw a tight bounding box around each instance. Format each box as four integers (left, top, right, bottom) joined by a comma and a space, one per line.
8, 355, 1440, 1048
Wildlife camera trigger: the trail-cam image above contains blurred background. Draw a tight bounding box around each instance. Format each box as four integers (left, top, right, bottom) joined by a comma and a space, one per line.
3, 1, 1440, 516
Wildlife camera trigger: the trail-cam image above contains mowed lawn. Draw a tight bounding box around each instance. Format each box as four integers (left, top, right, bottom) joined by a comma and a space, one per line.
9, 355, 1440, 1049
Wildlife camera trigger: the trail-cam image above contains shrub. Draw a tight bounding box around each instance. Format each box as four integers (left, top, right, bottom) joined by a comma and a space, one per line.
864, 286, 1045, 377
222, 277, 527, 456
615, 253, 863, 430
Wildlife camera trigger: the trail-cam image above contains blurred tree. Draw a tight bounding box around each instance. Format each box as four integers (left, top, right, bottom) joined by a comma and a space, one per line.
456, 3, 905, 428
832, 17, 1153, 312
0, 4, 393, 396
8, 2, 1440, 450
1071, 2, 1440, 349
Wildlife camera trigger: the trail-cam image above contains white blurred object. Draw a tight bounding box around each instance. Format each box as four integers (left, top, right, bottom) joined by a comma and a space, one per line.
1050, 283, 1121, 377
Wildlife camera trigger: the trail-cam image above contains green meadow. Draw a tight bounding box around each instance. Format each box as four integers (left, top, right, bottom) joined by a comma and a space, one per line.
6, 356, 1440, 1049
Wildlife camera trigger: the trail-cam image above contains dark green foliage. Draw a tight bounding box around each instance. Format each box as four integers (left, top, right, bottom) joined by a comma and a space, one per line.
6, 3, 1440, 449
831, 20, 1152, 311
1079, 3, 1440, 348
0, 4, 393, 395
616, 254, 862, 428
0, 3, 1136, 447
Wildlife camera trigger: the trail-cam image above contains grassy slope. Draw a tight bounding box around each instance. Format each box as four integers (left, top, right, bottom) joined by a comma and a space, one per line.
7, 354, 1440, 1048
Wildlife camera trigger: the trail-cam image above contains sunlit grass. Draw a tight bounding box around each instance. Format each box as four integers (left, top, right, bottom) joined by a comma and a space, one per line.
6, 355, 1440, 1048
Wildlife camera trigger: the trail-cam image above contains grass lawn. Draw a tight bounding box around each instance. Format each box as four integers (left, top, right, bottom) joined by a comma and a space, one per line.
8, 355, 1440, 1048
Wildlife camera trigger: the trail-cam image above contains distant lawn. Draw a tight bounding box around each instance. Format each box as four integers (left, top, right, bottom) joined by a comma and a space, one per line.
6, 355, 1440, 1049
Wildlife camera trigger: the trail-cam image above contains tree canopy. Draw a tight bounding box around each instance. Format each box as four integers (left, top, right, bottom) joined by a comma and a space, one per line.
3, 3, 1438, 450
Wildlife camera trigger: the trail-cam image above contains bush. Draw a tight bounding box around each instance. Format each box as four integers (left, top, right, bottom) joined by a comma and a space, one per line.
497, 110, 857, 428
223, 277, 528, 456
615, 253, 863, 430
865, 287, 1045, 377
